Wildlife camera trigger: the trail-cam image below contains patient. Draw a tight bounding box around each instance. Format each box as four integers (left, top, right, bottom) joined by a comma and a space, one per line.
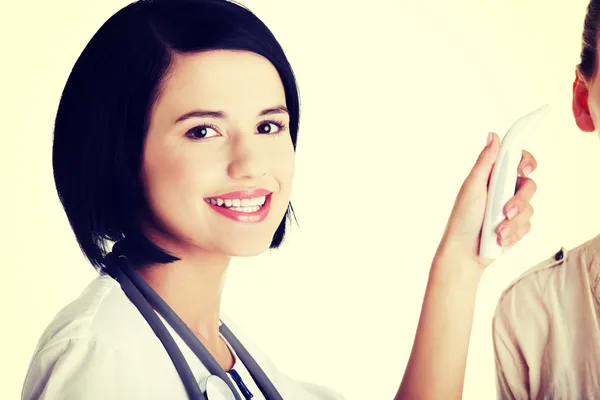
492, 1, 600, 398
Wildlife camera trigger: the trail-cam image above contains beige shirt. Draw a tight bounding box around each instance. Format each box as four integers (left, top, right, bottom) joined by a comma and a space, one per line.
493, 234, 600, 399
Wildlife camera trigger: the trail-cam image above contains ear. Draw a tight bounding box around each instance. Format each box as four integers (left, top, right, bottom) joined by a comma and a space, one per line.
573, 65, 595, 132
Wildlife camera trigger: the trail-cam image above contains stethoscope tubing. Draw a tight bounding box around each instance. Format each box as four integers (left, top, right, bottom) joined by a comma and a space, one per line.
114, 258, 209, 399
111, 253, 284, 400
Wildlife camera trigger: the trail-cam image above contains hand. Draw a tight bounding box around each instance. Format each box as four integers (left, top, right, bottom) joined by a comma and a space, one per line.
434, 132, 538, 272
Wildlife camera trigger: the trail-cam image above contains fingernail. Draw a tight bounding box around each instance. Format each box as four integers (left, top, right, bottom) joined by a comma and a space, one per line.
499, 226, 510, 240
507, 207, 518, 220
522, 165, 532, 177
486, 132, 493, 147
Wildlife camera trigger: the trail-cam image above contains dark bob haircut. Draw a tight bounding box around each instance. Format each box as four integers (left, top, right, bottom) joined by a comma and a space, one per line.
52, 0, 300, 271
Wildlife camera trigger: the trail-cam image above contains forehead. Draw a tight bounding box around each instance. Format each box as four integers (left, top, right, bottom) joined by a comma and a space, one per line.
155, 50, 286, 116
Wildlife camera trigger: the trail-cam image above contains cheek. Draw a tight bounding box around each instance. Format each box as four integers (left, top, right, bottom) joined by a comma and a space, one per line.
142, 148, 203, 214
144, 155, 181, 197
273, 142, 295, 188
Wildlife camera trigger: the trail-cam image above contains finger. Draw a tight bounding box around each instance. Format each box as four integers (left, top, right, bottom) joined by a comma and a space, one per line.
468, 132, 500, 184
499, 203, 534, 234
498, 219, 531, 247
497, 204, 534, 246
518, 150, 537, 177
506, 177, 537, 214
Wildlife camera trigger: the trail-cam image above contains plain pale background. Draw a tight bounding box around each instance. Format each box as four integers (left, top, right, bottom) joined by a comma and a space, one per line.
2, 0, 599, 398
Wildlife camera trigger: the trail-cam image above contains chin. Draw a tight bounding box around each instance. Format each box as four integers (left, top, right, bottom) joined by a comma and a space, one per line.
220, 236, 274, 257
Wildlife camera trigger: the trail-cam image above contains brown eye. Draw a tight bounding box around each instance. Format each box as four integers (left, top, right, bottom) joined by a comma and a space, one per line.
257, 122, 282, 134
185, 125, 219, 140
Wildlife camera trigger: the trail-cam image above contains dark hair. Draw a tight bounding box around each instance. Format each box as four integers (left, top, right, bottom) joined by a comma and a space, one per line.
52, 0, 300, 271
581, 0, 600, 80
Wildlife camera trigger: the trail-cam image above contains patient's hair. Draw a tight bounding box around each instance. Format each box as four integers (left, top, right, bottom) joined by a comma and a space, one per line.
581, 0, 600, 80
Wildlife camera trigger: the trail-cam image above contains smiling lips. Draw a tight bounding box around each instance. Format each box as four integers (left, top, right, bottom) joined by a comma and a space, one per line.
204, 188, 272, 223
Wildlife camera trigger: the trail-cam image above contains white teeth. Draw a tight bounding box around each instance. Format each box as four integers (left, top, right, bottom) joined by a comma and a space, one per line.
250, 196, 266, 206
229, 205, 260, 213
206, 195, 268, 212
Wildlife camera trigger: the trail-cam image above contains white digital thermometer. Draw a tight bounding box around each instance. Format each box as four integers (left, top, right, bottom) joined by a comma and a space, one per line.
479, 104, 551, 260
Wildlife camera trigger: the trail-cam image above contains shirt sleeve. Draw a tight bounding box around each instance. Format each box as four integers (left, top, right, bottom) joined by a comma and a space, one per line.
22, 338, 147, 400
492, 296, 529, 400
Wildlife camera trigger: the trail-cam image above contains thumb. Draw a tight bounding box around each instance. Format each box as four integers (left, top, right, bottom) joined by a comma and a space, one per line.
468, 132, 500, 185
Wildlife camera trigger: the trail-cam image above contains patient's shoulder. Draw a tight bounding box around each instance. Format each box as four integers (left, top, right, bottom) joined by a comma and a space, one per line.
497, 234, 600, 307
498, 247, 567, 301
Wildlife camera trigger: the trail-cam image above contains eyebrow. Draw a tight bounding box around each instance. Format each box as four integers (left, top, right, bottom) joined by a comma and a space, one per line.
175, 105, 289, 123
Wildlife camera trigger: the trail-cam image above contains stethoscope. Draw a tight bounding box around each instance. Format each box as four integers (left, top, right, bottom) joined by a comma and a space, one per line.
105, 248, 284, 400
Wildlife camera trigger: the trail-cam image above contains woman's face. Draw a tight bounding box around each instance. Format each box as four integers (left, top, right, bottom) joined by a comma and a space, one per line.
141, 50, 295, 257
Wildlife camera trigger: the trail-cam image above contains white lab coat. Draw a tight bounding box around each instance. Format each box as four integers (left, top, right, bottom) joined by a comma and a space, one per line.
21, 274, 345, 400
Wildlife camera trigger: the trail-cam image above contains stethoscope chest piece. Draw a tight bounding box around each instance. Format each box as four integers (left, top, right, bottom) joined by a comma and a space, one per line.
199, 374, 236, 400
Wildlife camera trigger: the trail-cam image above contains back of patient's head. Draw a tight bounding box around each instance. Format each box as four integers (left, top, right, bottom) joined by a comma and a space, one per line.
581, 0, 600, 80
573, 1, 600, 132
52, 0, 300, 271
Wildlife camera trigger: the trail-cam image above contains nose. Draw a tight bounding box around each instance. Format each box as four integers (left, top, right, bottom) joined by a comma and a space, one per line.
227, 137, 268, 180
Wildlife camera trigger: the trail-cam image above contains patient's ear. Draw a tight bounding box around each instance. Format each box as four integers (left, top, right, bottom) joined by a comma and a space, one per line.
573, 66, 595, 132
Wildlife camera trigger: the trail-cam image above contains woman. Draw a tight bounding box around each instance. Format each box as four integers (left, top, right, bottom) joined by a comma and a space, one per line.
21, 0, 538, 399
492, 1, 600, 399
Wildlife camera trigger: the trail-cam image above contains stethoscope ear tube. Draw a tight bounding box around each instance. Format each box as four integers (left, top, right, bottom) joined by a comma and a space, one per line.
116, 256, 242, 400
108, 250, 284, 400
112, 256, 207, 400
219, 324, 283, 400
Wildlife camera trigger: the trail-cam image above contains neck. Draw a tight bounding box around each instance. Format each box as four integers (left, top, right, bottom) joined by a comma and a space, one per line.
137, 238, 231, 348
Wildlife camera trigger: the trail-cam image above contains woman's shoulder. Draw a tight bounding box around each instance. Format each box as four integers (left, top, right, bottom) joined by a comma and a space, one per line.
31, 274, 144, 353
22, 274, 157, 399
